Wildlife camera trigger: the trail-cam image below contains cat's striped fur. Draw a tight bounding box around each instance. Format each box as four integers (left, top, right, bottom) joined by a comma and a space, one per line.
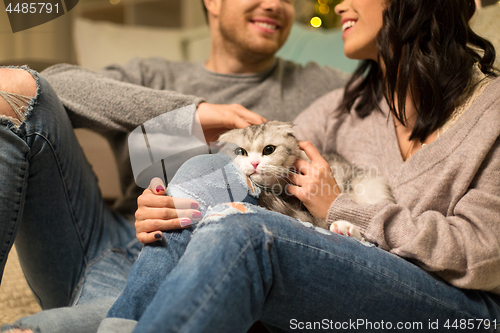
218, 121, 393, 231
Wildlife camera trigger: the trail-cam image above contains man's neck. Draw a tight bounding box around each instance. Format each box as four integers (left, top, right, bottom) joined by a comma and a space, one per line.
205, 46, 276, 75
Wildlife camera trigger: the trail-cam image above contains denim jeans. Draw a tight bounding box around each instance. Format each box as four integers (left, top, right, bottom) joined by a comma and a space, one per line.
99, 153, 500, 333
0, 67, 141, 333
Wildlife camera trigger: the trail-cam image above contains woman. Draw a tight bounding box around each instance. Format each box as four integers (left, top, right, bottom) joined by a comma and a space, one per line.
99, 0, 500, 332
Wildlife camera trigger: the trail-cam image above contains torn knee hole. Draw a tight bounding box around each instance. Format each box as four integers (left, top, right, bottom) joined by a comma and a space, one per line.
0, 69, 37, 125
0, 91, 32, 125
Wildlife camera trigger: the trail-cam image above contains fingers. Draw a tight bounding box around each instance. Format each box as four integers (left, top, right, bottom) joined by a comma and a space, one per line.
223, 104, 266, 129
298, 141, 326, 164
135, 208, 201, 244
135, 191, 201, 228
196, 103, 266, 130
287, 172, 304, 188
232, 105, 267, 125
135, 216, 194, 244
137, 191, 199, 210
285, 182, 302, 198
232, 117, 253, 129
144, 178, 199, 209
148, 177, 166, 194
135, 216, 194, 233
137, 231, 164, 244
293, 158, 310, 175
135, 202, 200, 221
136, 177, 201, 244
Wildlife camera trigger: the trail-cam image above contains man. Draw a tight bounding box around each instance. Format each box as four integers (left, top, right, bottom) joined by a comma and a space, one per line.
41, 0, 349, 236
0, 0, 348, 332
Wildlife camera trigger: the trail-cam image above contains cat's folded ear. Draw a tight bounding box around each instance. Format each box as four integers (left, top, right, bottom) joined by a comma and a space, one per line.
266, 120, 294, 127
266, 120, 295, 134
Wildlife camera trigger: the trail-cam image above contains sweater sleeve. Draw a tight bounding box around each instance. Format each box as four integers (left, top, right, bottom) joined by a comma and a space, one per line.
327, 138, 500, 293
41, 58, 205, 134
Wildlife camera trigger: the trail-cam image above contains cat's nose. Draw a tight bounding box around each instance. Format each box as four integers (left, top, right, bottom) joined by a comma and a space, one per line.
251, 161, 260, 170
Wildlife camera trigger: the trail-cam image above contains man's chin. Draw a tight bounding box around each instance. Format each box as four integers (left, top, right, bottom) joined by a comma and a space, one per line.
250, 43, 281, 56
241, 48, 279, 66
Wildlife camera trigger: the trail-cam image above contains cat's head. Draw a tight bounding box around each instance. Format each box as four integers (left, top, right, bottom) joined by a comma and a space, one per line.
218, 121, 300, 188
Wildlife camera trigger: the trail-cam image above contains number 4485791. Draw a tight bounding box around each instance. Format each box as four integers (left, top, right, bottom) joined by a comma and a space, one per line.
5, 3, 59, 14
444, 319, 497, 330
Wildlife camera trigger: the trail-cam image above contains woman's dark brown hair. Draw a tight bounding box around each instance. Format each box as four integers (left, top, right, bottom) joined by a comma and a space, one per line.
338, 0, 498, 142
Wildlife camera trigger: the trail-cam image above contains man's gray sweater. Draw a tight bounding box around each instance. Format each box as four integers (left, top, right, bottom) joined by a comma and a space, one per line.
42, 58, 349, 216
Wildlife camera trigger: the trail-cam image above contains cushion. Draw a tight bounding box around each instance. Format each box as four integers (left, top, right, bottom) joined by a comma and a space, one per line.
73, 17, 184, 71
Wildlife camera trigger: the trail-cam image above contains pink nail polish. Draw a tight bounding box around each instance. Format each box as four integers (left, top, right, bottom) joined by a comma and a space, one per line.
191, 202, 199, 209
192, 211, 202, 219
156, 185, 165, 193
180, 218, 192, 227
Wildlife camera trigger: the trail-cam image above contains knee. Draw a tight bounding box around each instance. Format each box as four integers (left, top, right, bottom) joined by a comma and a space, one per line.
0, 68, 37, 121
197, 207, 273, 247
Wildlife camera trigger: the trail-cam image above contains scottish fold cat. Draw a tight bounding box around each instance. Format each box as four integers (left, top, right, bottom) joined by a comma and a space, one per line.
217, 121, 393, 240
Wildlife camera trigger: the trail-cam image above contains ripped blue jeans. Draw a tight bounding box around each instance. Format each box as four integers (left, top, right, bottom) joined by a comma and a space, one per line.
101, 153, 500, 333
0, 68, 141, 332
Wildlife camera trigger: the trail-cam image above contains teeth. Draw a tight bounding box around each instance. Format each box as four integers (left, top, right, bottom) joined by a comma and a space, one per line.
254, 21, 278, 30
342, 20, 356, 32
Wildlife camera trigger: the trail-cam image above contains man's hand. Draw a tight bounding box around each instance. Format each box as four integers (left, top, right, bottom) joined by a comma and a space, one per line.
135, 178, 201, 244
287, 141, 340, 220
196, 103, 266, 142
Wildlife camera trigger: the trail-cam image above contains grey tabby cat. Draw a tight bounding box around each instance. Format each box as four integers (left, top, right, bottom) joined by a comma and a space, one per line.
218, 121, 393, 238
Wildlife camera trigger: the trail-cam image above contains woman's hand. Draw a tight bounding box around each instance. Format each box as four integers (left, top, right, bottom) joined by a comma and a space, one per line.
196, 103, 267, 142
135, 177, 201, 244
287, 141, 340, 220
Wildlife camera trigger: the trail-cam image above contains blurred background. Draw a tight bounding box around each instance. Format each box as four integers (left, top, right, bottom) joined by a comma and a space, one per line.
0, 0, 498, 72
0, 0, 350, 69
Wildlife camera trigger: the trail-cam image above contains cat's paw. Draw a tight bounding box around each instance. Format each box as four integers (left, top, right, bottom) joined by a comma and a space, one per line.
330, 221, 363, 241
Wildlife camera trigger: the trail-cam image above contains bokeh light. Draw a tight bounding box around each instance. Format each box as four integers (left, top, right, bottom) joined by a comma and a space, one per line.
310, 16, 322, 28
319, 4, 330, 13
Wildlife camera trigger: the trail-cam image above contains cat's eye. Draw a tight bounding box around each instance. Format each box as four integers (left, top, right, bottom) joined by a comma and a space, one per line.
235, 147, 248, 156
262, 145, 276, 156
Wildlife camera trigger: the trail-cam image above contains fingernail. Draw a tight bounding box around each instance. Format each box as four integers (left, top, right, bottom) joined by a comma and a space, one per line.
154, 233, 162, 239
191, 202, 199, 209
156, 185, 165, 193
191, 211, 202, 219
180, 218, 192, 227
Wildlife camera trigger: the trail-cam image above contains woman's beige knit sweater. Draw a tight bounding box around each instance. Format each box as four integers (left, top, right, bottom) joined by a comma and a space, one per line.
294, 77, 500, 294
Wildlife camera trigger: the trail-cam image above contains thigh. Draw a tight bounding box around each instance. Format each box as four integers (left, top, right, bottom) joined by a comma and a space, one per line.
106, 227, 193, 320
249, 213, 500, 332
2, 300, 116, 333
0, 68, 135, 309
180, 204, 500, 332
130, 203, 500, 333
